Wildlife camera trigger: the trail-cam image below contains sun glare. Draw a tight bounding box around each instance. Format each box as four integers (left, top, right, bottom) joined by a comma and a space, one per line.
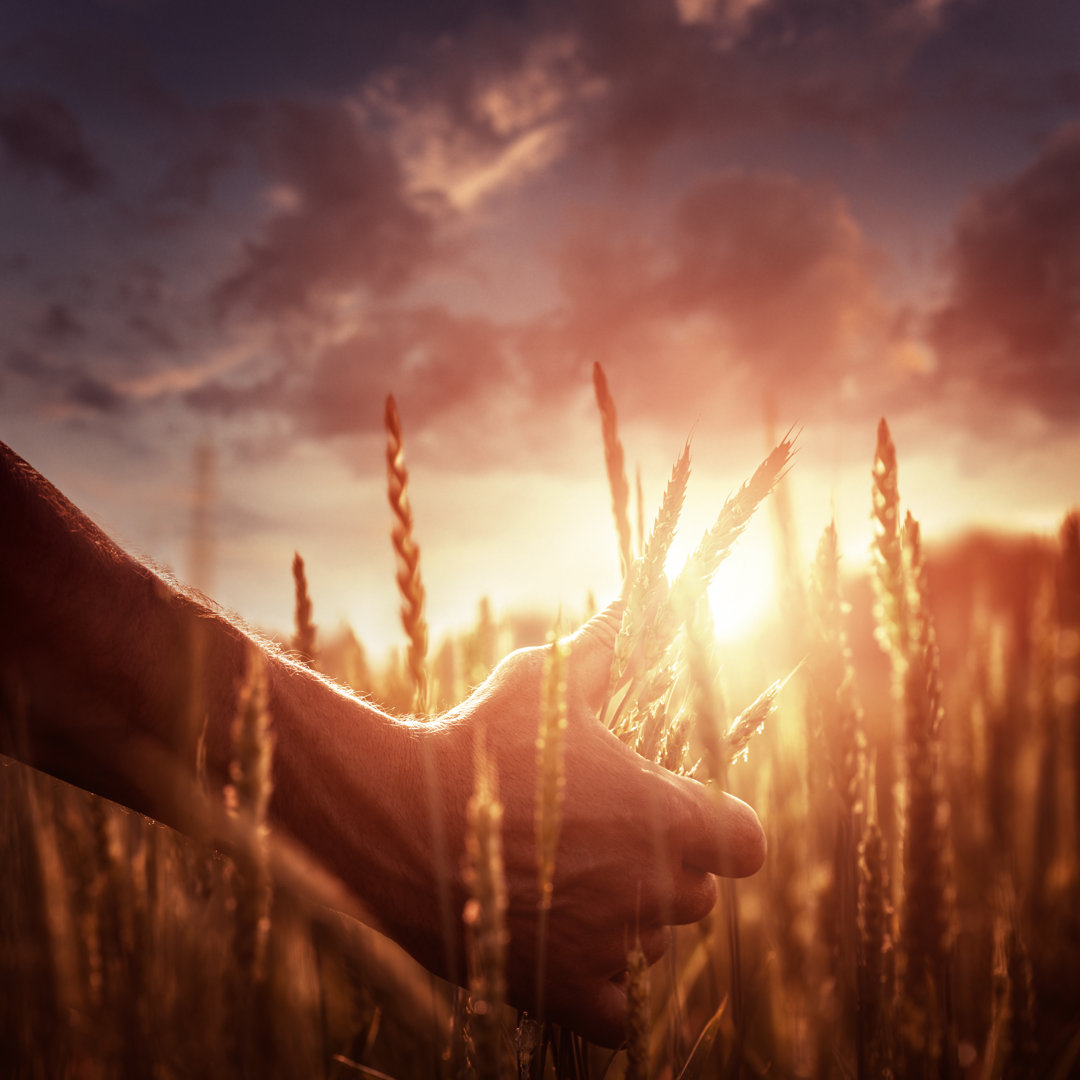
663, 521, 779, 644
706, 540, 778, 641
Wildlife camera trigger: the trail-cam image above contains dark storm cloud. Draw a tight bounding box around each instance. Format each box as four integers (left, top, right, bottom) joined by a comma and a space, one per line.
213, 101, 440, 318
931, 122, 1080, 419
0, 91, 107, 194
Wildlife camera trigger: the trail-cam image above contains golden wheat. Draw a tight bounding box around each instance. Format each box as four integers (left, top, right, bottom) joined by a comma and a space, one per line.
385, 393, 430, 715
291, 551, 318, 667
593, 361, 634, 580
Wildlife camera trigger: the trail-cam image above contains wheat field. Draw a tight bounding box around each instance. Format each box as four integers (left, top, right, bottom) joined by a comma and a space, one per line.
2, 368, 1079, 1079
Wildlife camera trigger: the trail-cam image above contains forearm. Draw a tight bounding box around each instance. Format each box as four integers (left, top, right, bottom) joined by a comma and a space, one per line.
0, 442, 439, 941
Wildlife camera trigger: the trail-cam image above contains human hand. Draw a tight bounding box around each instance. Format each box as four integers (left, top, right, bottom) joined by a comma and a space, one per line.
428, 604, 766, 1046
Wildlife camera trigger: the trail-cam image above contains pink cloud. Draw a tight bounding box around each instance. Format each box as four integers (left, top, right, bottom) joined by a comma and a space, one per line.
522, 169, 892, 425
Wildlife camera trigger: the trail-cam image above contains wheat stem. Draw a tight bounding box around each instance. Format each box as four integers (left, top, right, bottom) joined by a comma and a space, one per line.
385, 394, 429, 715
535, 631, 569, 1022
593, 362, 633, 581
464, 737, 510, 1080
291, 551, 318, 667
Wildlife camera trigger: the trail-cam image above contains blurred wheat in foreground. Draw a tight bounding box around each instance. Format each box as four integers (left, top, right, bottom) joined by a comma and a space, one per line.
2, 369, 1079, 1079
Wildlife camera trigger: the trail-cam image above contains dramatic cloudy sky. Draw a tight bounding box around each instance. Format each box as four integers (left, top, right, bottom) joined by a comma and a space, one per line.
2, 0, 1078, 653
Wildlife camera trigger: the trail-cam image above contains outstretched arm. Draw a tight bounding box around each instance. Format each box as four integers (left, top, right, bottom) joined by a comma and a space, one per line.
0, 441, 765, 1046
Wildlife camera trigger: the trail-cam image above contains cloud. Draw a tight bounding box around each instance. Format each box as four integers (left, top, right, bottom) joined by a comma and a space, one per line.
523, 169, 893, 425
357, 0, 972, 196
930, 122, 1080, 420
0, 91, 107, 194
366, 29, 600, 210
151, 104, 258, 213
36, 302, 85, 342
5, 344, 126, 416
562, 0, 948, 169
67, 374, 125, 414
213, 100, 439, 318
186, 303, 512, 451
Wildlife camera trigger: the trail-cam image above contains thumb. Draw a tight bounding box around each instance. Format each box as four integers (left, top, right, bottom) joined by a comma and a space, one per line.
678, 780, 767, 879
564, 598, 623, 714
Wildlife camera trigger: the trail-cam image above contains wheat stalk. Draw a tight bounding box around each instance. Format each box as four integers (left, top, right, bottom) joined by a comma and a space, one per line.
672, 434, 795, 603
593, 362, 634, 580
857, 756, 894, 1078
535, 630, 569, 1022
624, 934, 650, 1080
807, 520, 869, 1070
896, 511, 955, 1074
634, 463, 645, 559
226, 647, 275, 985
383, 397, 460, 1000
225, 647, 275, 1075
808, 520, 865, 817
722, 667, 797, 768
605, 439, 691, 727
463, 737, 510, 1080
609, 438, 691, 734
984, 877, 1037, 1079
620, 435, 794, 732
291, 551, 318, 667
871, 418, 907, 669
683, 593, 726, 782
385, 394, 429, 715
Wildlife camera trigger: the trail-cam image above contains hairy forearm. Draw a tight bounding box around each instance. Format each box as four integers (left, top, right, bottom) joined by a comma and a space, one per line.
0, 441, 440, 945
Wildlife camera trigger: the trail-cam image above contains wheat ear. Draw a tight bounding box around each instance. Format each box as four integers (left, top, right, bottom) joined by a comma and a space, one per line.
225, 645, 275, 1076
593, 361, 633, 580
624, 934, 651, 1080
857, 755, 894, 1078
291, 551, 317, 667
672, 434, 794, 602
385, 394, 429, 714
871, 418, 907, 669
808, 520, 868, 1068
809, 520, 865, 817
897, 512, 955, 1074
605, 439, 691, 725
463, 736, 510, 1080
535, 631, 569, 1022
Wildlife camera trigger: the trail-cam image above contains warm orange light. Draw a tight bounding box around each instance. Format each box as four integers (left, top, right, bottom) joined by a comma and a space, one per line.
662, 520, 779, 645
706, 542, 778, 642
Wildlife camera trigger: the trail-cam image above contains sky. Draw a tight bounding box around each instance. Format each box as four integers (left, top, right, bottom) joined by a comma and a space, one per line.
2, 0, 1079, 656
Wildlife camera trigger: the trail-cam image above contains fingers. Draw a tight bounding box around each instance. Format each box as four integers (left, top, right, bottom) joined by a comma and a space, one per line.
564, 598, 624, 713
668, 866, 718, 925
561, 597, 766, 885
557, 925, 671, 1048
586, 978, 631, 1048
678, 781, 767, 879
